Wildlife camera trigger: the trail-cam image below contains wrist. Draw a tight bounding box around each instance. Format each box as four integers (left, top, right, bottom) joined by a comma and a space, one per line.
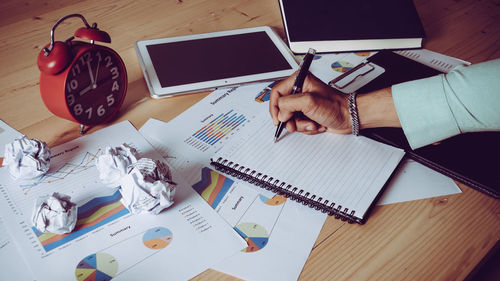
356, 87, 401, 129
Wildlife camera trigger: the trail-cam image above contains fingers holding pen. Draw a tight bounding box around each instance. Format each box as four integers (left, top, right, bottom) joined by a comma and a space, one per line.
275, 92, 326, 135
270, 72, 328, 125
270, 75, 353, 135
276, 92, 309, 123
270, 72, 324, 135
286, 117, 326, 135
269, 73, 297, 125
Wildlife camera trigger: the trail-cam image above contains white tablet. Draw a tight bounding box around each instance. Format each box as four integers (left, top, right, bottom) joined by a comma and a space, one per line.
135, 26, 299, 98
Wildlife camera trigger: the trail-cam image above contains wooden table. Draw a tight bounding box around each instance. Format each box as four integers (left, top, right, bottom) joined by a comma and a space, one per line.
1, 0, 499, 280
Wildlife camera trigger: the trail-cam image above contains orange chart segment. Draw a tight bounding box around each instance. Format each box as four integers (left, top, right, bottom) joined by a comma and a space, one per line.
355, 52, 371, 57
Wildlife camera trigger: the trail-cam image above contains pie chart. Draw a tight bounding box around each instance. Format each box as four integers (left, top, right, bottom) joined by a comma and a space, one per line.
331, 60, 354, 73
259, 194, 286, 206
234, 222, 269, 252
142, 226, 173, 250
254, 89, 271, 103
355, 52, 371, 57
75, 252, 118, 281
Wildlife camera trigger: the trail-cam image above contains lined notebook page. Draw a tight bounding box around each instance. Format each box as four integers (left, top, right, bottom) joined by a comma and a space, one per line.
215, 116, 405, 220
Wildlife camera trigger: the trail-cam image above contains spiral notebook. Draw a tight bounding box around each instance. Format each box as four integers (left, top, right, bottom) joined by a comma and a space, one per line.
210, 117, 405, 224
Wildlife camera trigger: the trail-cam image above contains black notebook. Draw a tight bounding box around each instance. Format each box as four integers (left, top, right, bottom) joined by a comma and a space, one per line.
278, 0, 426, 53
210, 117, 405, 224
359, 50, 500, 199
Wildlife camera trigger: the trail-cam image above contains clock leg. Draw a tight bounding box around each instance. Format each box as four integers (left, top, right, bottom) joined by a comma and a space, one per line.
79, 124, 90, 135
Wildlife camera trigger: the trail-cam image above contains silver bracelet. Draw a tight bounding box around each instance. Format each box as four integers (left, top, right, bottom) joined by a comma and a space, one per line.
348, 92, 360, 136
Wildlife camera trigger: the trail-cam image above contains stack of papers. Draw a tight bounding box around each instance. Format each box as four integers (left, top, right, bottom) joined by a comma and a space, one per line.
0, 121, 244, 281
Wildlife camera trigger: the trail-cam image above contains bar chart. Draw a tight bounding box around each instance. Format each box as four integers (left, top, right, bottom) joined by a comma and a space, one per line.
184, 109, 247, 151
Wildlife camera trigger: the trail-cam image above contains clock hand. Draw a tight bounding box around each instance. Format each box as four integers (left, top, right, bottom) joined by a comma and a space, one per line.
86, 59, 96, 87
93, 56, 101, 87
81, 68, 111, 96
79, 84, 92, 96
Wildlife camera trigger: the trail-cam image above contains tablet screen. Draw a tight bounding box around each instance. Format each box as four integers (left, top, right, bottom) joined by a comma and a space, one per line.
145, 31, 293, 88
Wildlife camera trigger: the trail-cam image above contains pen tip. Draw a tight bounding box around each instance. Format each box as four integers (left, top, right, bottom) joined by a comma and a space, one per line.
274, 137, 278, 143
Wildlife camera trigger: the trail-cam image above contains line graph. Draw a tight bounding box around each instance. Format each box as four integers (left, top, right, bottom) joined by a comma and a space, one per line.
19, 149, 101, 191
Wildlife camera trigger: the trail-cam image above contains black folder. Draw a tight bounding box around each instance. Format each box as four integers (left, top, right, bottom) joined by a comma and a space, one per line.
278, 0, 425, 53
357, 51, 500, 199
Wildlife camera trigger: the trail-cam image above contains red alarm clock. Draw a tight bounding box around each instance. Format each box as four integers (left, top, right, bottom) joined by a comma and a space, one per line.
37, 14, 127, 133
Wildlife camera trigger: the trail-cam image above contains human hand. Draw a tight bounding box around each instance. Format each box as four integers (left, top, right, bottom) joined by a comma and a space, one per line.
269, 72, 353, 135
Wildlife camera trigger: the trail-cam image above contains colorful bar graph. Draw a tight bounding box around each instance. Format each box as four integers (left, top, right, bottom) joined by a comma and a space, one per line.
254, 81, 277, 103
185, 110, 246, 151
192, 167, 234, 209
33, 190, 129, 252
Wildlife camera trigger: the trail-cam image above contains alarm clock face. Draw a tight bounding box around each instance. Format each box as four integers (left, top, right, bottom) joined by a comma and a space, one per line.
65, 47, 126, 125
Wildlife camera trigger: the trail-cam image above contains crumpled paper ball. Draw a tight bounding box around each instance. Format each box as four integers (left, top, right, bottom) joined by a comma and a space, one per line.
3, 136, 50, 180
119, 158, 176, 215
31, 192, 77, 234
95, 144, 139, 187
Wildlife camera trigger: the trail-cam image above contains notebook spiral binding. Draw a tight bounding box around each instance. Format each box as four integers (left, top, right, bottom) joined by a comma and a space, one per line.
210, 157, 358, 223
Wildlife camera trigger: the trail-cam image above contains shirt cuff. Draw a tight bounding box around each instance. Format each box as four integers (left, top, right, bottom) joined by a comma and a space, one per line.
392, 75, 461, 149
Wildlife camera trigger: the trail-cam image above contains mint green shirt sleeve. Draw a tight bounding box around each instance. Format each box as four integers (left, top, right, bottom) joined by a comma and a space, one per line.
391, 59, 500, 149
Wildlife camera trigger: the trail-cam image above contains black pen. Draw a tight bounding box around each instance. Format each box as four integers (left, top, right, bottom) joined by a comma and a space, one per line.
274, 48, 316, 143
